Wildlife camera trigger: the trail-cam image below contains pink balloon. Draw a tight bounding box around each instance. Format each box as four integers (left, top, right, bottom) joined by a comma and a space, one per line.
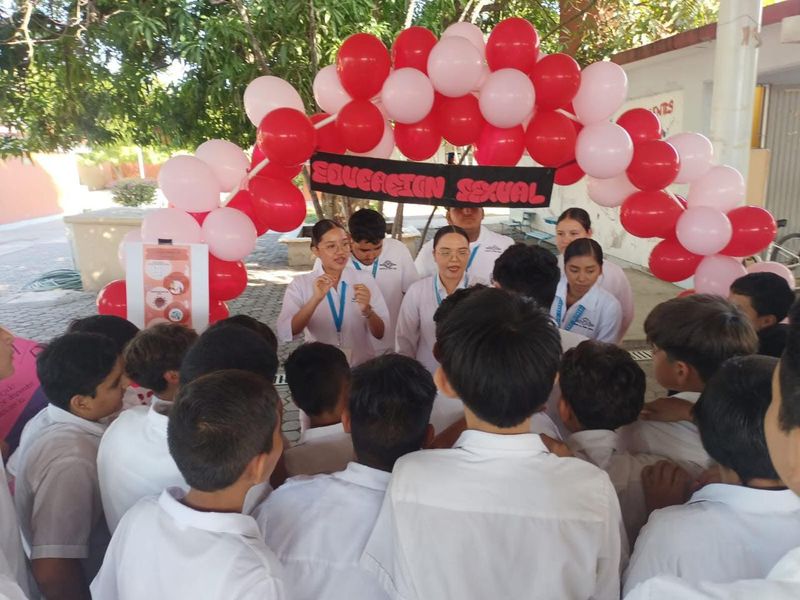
313, 65, 352, 114
201, 207, 257, 262
687, 165, 745, 213
442, 22, 486, 57
575, 122, 634, 179
676, 206, 733, 256
117, 229, 142, 270
427, 37, 484, 98
158, 155, 221, 213
380, 68, 435, 124
747, 261, 796, 290
141, 208, 203, 244
478, 68, 535, 128
352, 122, 396, 159
243, 76, 305, 127
573, 62, 628, 125
666, 132, 714, 184
586, 173, 638, 208
195, 140, 249, 193
695, 255, 747, 296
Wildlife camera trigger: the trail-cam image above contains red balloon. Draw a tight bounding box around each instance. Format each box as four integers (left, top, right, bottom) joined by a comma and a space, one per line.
486, 17, 540, 73
529, 53, 581, 110
474, 124, 525, 166
392, 26, 437, 73
617, 108, 662, 144
256, 108, 317, 167
97, 279, 127, 319
620, 190, 685, 239
720, 206, 777, 257
395, 114, 441, 161
677, 288, 696, 298
524, 111, 577, 167
434, 94, 486, 147
336, 33, 391, 99
336, 100, 385, 153
251, 145, 303, 179
209, 255, 248, 302
209, 300, 230, 324
249, 177, 307, 233
188, 211, 210, 226
554, 161, 585, 186
228, 189, 269, 236
310, 113, 346, 154
626, 140, 680, 191
649, 238, 703, 282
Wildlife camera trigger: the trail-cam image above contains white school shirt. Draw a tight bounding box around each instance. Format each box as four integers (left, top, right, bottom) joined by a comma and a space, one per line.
283, 422, 355, 477
414, 226, 514, 283
550, 277, 622, 343
97, 397, 186, 532
90, 488, 287, 600
620, 392, 711, 479
542, 328, 590, 438
0, 462, 31, 599
314, 238, 418, 352
255, 462, 390, 600
395, 274, 484, 375
9, 405, 109, 581
623, 484, 800, 594
276, 265, 390, 366
362, 430, 627, 600
559, 254, 634, 339
567, 430, 665, 544
624, 546, 800, 600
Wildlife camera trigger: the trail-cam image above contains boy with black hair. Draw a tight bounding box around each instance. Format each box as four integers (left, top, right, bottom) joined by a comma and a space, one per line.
362, 288, 625, 600
210, 314, 279, 353
730, 272, 796, 358
10, 332, 127, 599
91, 370, 287, 599
492, 242, 560, 309
98, 324, 198, 532
256, 354, 436, 600
624, 294, 759, 474
625, 354, 800, 592
282, 342, 354, 477
559, 340, 664, 542
626, 301, 800, 598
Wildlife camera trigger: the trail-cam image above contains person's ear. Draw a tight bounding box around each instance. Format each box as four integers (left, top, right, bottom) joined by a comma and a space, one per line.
757, 314, 778, 329
434, 367, 458, 398
422, 423, 435, 449
587, 227, 594, 238
69, 394, 93, 418
311, 245, 321, 259
479, 208, 485, 220
557, 396, 572, 427
445, 210, 453, 226
341, 406, 352, 434
783, 428, 800, 493
164, 370, 180, 386
673, 359, 691, 387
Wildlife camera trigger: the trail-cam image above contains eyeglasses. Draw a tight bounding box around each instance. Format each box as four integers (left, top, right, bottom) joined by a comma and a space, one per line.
436, 249, 470, 259
318, 240, 351, 253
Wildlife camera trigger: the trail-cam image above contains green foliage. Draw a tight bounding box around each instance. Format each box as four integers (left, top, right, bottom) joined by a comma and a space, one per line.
110, 178, 158, 207
78, 144, 174, 167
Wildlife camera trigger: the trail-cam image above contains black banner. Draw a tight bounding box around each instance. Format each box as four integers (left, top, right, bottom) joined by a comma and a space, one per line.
309, 152, 554, 208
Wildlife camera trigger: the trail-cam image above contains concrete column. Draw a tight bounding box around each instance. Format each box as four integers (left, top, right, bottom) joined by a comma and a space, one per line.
709, 0, 762, 181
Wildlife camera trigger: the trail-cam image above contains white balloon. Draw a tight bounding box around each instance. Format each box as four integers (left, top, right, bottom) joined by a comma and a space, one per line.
573, 61, 628, 125
352, 122, 395, 159
158, 155, 221, 213
195, 140, 250, 193
313, 65, 352, 114
586, 173, 637, 208
575, 122, 634, 179
687, 165, 745, 213
667, 132, 714, 184
442, 22, 486, 56
478, 68, 535, 129
427, 37, 484, 98
243, 76, 304, 127
380, 68, 435, 124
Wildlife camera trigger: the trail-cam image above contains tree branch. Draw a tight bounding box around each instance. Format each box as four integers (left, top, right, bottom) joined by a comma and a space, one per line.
230, 0, 270, 75
307, 0, 318, 74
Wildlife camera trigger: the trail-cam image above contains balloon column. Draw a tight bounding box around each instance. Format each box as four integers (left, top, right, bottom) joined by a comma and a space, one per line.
99, 17, 786, 320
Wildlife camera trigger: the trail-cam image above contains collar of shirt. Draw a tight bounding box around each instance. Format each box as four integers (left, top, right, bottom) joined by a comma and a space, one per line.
333, 461, 391, 492
453, 429, 551, 457
556, 277, 602, 312
434, 273, 469, 300
46, 404, 107, 437
158, 487, 262, 538
566, 429, 622, 469
473, 226, 489, 247
688, 483, 800, 515
147, 396, 171, 436
298, 421, 346, 444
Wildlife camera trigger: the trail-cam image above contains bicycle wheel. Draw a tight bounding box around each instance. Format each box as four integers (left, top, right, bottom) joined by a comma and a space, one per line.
770, 233, 800, 269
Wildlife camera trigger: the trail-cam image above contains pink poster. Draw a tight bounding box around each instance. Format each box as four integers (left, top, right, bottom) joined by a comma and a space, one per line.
0, 338, 48, 452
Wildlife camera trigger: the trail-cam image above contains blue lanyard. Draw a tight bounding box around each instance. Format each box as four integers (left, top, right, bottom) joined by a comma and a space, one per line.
466, 245, 480, 271
555, 296, 586, 332
326, 281, 347, 333
433, 275, 469, 306
352, 258, 379, 278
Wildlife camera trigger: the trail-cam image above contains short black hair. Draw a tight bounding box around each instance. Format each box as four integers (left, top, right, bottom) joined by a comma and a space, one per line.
349, 354, 436, 471
645, 294, 758, 382
433, 225, 469, 248
349, 209, 386, 244
564, 237, 603, 266
436, 287, 562, 427
67, 315, 139, 354
168, 370, 280, 492
311, 219, 346, 247
695, 355, 779, 481
731, 273, 795, 321
179, 325, 279, 385
209, 315, 278, 353
36, 332, 119, 411
778, 300, 800, 431
557, 207, 592, 231
492, 243, 559, 308
123, 324, 198, 393
559, 340, 645, 430
432, 285, 488, 362
284, 342, 351, 417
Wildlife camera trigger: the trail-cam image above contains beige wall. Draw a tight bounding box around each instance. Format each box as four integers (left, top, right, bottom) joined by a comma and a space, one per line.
0, 154, 81, 225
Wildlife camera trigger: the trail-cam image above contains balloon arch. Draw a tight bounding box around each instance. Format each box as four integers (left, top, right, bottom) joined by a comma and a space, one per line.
98, 17, 791, 321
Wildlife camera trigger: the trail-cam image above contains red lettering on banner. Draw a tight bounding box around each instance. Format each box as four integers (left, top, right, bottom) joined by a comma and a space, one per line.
312, 161, 328, 183
511, 182, 527, 203
496, 182, 512, 203
327, 163, 343, 186
528, 183, 546, 205
411, 175, 427, 198
427, 176, 445, 199
385, 174, 402, 197
371, 171, 386, 193
342, 166, 358, 188
356, 168, 372, 192
469, 181, 487, 203
398, 174, 415, 196
456, 179, 473, 201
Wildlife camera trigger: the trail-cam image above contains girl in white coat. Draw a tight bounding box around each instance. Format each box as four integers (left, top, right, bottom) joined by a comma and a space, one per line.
551, 238, 622, 343
277, 220, 388, 366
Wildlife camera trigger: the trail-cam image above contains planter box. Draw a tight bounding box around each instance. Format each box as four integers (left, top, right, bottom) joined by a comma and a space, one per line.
280, 224, 422, 268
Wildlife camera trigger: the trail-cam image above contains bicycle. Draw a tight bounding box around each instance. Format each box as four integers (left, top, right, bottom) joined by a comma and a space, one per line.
743, 219, 800, 271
